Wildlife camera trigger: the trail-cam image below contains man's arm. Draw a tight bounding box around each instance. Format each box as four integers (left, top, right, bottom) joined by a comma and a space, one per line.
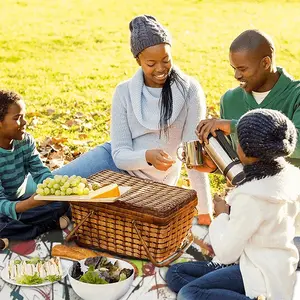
290, 104, 300, 159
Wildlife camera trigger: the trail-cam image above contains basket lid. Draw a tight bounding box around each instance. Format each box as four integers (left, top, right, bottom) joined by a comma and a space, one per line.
88, 170, 197, 218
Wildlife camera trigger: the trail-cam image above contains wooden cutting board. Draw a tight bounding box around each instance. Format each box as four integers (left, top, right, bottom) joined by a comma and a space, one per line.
34, 186, 131, 203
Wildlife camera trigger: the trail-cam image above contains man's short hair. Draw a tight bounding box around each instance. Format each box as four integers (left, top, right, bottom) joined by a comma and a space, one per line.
230, 29, 275, 58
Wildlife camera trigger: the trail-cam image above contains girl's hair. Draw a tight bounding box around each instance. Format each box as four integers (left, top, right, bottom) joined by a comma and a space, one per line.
159, 68, 187, 138
0, 90, 22, 121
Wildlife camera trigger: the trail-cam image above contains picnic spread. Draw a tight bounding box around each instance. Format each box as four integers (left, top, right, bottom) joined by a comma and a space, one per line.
1, 169, 299, 300
0, 170, 212, 299
0, 221, 213, 300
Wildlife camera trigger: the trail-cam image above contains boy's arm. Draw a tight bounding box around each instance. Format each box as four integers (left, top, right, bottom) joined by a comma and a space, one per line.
0, 181, 47, 220
0, 181, 19, 219
26, 135, 53, 184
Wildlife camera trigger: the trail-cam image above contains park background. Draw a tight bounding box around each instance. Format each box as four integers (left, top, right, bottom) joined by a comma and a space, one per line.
1, 0, 300, 192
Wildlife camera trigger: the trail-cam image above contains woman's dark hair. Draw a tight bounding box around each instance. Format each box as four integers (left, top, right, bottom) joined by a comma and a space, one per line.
159, 68, 187, 138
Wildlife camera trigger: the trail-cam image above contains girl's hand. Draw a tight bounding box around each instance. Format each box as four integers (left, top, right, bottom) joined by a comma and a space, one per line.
213, 196, 230, 217
146, 149, 176, 171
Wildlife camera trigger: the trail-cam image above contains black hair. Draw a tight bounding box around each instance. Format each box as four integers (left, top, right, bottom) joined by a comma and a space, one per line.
159, 68, 187, 138
230, 29, 275, 59
0, 90, 22, 121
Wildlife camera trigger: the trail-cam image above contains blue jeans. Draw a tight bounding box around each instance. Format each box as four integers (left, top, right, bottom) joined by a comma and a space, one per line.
166, 261, 253, 300
53, 142, 125, 177
0, 201, 70, 240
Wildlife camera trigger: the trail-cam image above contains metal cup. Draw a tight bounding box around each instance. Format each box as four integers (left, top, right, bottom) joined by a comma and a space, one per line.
177, 140, 203, 168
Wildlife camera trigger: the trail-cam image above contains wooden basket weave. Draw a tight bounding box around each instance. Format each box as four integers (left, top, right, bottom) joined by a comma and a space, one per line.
66, 170, 197, 267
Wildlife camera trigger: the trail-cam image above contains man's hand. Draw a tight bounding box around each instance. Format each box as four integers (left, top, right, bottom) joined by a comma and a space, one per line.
196, 119, 231, 144
15, 194, 49, 213
146, 149, 176, 171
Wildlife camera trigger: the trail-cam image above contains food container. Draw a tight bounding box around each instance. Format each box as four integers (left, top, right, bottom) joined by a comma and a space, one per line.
66, 170, 197, 267
68, 257, 134, 300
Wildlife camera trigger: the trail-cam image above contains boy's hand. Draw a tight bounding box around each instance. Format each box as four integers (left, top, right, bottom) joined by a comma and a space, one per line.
146, 149, 175, 171
15, 194, 49, 213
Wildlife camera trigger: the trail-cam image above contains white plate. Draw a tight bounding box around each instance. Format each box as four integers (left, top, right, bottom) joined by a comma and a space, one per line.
1, 259, 72, 287
34, 186, 131, 203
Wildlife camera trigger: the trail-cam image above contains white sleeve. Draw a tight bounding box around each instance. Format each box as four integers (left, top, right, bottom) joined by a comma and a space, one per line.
209, 194, 264, 265
110, 87, 151, 171
182, 80, 212, 214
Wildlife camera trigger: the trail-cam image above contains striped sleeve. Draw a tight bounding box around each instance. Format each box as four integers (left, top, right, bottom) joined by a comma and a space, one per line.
0, 178, 18, 219
26, 135, 53, 184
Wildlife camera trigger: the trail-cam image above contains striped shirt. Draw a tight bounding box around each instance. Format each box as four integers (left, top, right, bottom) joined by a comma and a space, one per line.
0, 133, 52, 219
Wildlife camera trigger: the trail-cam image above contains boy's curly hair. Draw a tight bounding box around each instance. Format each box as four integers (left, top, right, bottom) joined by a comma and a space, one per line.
0, 90, 22, 121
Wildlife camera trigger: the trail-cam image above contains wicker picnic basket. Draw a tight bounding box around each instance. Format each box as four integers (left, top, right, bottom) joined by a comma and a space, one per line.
66, 170, 197, 267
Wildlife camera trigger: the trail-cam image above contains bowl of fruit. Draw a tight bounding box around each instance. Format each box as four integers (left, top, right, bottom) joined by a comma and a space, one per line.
68, 256, 134, 300
34, 175, 130, 203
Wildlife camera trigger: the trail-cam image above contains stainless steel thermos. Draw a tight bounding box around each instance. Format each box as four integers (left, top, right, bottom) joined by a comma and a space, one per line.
204, 131, 245, 185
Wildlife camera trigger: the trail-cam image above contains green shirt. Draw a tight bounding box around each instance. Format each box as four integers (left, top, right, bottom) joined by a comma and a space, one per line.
0, 133, 52, 219
221, 67, 300, 167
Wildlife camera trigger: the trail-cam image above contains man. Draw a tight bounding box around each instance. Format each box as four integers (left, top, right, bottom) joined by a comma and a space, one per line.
197, 29, 300, 170
196, 29, 300, 268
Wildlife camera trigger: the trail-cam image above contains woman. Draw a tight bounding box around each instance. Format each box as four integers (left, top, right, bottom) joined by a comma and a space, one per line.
51, 15, 212, 224
166, 109, 300, 300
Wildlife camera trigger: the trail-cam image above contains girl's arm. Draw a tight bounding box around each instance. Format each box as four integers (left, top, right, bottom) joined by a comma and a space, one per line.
182, 79, 213, 216
209, 193, 264, 265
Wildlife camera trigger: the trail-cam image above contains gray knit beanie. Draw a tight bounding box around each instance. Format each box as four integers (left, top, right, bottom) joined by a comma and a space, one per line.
237, 109, 297, 160
129, 15, 171, 58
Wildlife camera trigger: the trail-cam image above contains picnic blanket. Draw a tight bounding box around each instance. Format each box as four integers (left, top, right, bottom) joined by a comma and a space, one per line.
0, 223, 299, 300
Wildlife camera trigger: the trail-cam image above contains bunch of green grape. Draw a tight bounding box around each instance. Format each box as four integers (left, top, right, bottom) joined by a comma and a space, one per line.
36, 175, 100, 196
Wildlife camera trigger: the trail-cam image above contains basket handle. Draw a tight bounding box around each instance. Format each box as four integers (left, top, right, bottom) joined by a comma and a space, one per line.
65, 210, 94, 242
132, 221, 193, 267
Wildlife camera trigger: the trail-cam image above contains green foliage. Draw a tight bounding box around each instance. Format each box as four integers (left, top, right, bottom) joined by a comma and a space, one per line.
1, 0, 300, 192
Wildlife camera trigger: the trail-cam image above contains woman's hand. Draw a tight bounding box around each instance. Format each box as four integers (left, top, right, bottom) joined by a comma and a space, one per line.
196, 118, 231, 145
213, 194, 230, 217
146, 149, 175, 171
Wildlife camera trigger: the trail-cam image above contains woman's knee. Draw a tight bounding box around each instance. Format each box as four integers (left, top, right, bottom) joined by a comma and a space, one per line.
53, 142, 115, 177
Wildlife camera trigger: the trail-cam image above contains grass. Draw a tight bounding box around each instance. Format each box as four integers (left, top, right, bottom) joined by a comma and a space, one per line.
1, 0, 300, 192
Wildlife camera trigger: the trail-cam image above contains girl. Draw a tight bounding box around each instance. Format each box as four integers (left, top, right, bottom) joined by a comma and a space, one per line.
166, 108, 300, 300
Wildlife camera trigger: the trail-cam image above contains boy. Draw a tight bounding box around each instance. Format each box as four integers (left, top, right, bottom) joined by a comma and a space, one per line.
0, 90, 70, 241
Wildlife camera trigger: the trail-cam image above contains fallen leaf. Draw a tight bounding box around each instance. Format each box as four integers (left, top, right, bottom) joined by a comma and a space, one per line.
74, 112, 84, 118
46, 108, 55, 115
72, 140, 88, 146
65, 120, 76, 127
49, 158, 65, 169
78, 133, 88, 139
82, 122, 92, 130
28, 116, 39, 128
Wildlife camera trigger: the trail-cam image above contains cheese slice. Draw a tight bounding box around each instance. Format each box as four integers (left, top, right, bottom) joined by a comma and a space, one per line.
89, 183, 120, 199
